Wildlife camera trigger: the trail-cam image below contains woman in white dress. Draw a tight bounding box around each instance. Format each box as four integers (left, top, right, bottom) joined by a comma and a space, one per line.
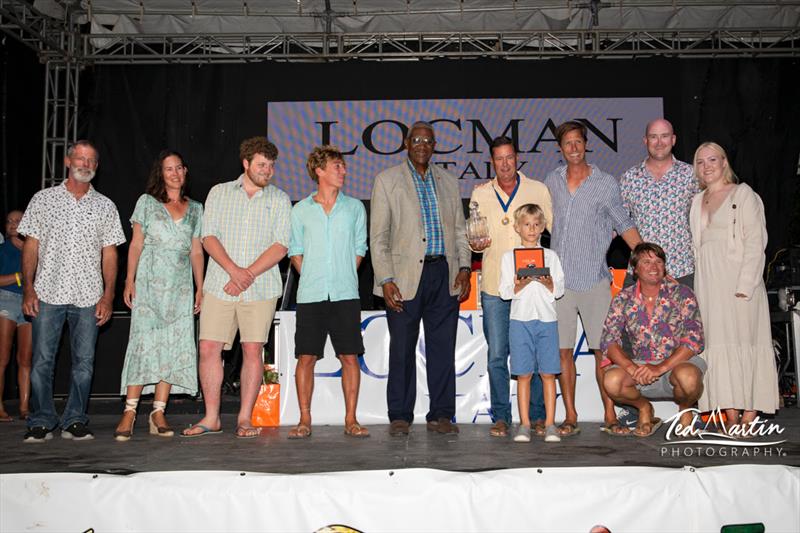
689, 142, 779, 434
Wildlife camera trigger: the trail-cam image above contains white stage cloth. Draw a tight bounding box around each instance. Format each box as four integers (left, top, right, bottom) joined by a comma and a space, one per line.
2, 465, 798, 532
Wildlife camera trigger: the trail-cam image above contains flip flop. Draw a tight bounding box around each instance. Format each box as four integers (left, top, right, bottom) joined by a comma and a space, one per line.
533, 422, 546, 437
344, 423, 370, 438
288, 424, 311, 439
557, 422, 581, 437
0, 413, 13, 423
633, 417, 663, 438
602, 422, 634, 437
235, 426, 261, 439
180, 424, 223, 438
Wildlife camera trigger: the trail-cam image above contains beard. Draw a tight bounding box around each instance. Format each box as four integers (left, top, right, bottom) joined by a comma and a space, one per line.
71, 166, 96, 183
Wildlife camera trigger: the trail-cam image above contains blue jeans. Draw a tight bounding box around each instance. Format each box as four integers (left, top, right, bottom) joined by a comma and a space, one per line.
481, 292, 545, 425
28, 302, 98, 429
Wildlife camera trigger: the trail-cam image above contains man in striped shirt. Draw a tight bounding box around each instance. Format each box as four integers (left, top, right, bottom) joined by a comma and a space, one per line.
544, 121, 643, 437
183, 137, 291, 439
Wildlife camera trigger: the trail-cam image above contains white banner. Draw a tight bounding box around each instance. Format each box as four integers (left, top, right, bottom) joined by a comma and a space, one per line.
3, 466, 798, 532
275, 311, 677, 425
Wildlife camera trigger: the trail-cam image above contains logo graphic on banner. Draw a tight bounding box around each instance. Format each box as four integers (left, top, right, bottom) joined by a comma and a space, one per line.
267, 97, 662, 200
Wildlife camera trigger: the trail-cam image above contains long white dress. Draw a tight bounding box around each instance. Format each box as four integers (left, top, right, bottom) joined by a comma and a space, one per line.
691, 183, 779, 413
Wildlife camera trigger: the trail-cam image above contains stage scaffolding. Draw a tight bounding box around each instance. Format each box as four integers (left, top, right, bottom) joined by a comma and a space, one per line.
0, 0, 798, 187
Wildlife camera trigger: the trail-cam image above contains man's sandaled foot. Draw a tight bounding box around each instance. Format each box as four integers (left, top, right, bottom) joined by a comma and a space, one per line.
603, 422, 633, 437
235, 426, 261, 439
344, 423, 370, 438
489, 420, 509, 437
0, 411, 13, 422
533, 422, 546, 437
633, 418, 663, 438
180, 424, 222, 437
558, 422, 581, 437
288, 424, 311, 439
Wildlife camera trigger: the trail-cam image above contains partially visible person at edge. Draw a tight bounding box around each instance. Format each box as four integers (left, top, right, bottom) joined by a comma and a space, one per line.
183, 136, 290, 439
370, 121, 471, 437
469, 136, 554, 438
690, 142, 779, 435
543, 121, 643, 437
600, 243, 705, 438
20, 140, 126, 442
113, 150, 205, 442
0, 210, 32, 421
287, 145, 369, 440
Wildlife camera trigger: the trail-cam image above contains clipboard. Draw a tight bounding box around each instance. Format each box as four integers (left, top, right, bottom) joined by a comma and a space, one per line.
514, 247, 549, 278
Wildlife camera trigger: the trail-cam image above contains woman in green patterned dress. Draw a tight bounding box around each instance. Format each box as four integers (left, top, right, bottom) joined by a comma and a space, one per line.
114, 150, 205, 441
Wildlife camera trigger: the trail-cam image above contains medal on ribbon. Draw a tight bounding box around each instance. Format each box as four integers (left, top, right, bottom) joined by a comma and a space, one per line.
494, 175, 520, 226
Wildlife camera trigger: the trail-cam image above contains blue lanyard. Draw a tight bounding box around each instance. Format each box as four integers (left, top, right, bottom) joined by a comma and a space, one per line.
493, 174, 520, 215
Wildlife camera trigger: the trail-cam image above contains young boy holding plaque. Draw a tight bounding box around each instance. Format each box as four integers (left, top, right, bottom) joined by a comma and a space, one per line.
287, 145, 369, 439
498, 204, 565, 443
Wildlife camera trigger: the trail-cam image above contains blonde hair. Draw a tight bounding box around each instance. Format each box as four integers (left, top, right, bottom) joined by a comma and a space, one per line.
306, 145, 344, 182
693, 141, 739, 190
513, 203, 545, 225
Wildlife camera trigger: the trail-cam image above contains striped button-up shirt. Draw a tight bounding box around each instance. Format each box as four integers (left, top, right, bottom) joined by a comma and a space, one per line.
544, 165, 635, 292
288, 193, 367, 304
407, 160, 445, 256
620, 158, 699, 278
202, 176, 291, 302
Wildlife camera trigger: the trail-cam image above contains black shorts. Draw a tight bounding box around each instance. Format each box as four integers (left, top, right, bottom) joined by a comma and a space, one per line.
294, 299, 364, 358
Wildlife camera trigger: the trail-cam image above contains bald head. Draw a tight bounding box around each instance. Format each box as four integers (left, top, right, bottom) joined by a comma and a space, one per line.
643, 118, 676, 162
645, 118, 674, 137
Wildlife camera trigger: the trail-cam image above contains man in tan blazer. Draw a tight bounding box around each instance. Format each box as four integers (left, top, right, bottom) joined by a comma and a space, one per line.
370, 121, 471, 436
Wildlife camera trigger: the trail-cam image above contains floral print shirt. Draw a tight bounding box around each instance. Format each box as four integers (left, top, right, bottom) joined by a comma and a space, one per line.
620, 158, 699, 278
600, 277, 704, 363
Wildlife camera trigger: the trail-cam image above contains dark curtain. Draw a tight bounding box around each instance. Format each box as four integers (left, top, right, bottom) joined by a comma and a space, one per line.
81, 57, 799, 260
5, 55, 798, 302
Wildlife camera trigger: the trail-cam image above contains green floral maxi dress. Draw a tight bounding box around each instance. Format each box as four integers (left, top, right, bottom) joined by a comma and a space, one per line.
119, 194, 202, 395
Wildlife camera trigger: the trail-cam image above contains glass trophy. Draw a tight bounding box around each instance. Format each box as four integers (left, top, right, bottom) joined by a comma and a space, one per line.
466, 201, 490, 249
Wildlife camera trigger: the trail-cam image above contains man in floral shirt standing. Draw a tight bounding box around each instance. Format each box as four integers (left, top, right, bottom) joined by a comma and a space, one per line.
600, 243, 705, 438
620, 118, 699, 288
19, 140, 126, 442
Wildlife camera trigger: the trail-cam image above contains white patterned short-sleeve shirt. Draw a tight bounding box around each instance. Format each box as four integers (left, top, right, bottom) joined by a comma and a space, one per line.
620, 158, 699, 278
17, 181, 126, 307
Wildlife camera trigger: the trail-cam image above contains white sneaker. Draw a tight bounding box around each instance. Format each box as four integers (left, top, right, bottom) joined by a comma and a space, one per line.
544, 424, 561, 442
513, 424, 531, 442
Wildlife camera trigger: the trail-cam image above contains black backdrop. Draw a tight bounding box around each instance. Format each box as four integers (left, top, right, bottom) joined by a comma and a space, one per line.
3, 48, 800, 294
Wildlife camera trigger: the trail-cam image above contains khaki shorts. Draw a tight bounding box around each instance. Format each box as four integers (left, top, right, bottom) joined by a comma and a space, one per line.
556, 278, 611, 350
199, 293, 277, 350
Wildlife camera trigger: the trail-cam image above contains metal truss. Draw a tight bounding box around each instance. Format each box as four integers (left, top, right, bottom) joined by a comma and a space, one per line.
80, 28, 800, 64
0, 0, 67, 57
2, 0, 797, 185
41, 61, 79, 189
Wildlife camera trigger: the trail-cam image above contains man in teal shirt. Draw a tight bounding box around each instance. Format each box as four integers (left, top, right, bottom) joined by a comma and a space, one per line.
287, 145, 368, 439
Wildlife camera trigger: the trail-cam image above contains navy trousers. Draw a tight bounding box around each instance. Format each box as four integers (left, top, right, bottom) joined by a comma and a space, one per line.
386, 259, 459, 423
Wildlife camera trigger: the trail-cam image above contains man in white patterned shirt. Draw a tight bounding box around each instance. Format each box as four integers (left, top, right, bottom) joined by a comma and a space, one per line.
19, 140, 126, 442
620, 119, 699, 288
182, 137, 291, 439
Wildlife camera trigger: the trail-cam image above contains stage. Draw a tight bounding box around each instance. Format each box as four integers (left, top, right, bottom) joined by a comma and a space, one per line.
1, 404, 799, 532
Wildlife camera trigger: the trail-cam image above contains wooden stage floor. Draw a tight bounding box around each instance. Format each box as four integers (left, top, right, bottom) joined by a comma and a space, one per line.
1, 399, 798, 475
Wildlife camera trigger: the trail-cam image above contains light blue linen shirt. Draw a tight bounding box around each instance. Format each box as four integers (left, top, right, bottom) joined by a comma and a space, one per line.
288, 192, 367, 304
